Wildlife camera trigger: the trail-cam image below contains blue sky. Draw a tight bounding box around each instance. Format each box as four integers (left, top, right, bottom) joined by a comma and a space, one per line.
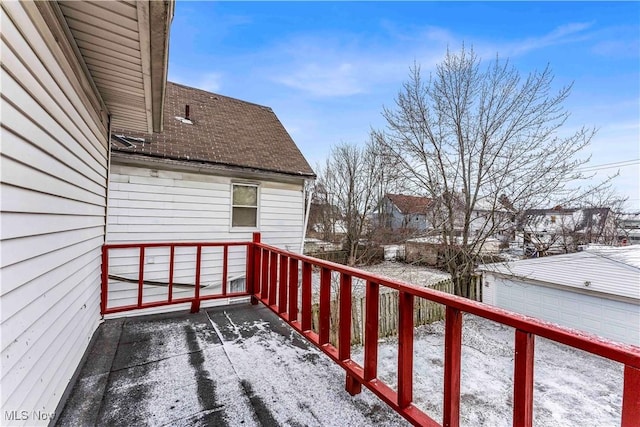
168, 1, 640, 209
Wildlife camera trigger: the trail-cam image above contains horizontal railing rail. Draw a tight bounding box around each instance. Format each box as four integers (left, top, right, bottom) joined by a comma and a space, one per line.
100, 234, 640, 426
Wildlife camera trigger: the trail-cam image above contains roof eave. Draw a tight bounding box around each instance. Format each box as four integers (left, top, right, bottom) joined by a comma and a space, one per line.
148, 0, 173, 133
111, 150, 316, 181
56, 0, 173, 134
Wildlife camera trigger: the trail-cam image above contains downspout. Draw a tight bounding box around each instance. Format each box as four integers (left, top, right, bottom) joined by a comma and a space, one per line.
301, 179, 314, 254
104, 114, 112, 243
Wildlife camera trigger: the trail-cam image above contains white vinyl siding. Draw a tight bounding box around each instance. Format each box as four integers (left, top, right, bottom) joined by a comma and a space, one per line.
105, 164, 305, 310
1, 2, 108, 424
483, 274, 640, 346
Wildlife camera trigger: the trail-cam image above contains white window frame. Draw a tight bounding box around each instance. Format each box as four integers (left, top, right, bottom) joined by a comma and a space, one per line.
230, 182, 260, 232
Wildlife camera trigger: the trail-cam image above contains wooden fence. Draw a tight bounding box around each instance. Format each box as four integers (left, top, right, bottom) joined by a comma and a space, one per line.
311, 278, 456, 346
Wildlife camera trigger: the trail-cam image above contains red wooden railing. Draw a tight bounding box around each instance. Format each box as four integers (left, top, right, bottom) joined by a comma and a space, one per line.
101, 240, 253, 315
101, 234, 640, 426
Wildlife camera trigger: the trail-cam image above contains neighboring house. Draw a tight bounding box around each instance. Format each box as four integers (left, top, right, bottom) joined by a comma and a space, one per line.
516, 206, 615, 255
307, 201, 346, 239
479, 246, 640, 346
1, 1, 172, 423
619, 212, 640, 245
377, 194, 433, 232
106, 82, 315, 307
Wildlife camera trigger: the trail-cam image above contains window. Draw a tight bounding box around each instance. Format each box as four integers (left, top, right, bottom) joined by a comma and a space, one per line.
232, 184, 258, 228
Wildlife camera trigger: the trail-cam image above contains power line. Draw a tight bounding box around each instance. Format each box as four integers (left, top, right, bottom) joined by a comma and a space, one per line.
577, 158, 640, 172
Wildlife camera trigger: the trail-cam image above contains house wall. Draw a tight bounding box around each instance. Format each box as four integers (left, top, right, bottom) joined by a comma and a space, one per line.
482, 273, 640, 346
380, 198, 428, 231
105, 163, 306, 310
1, 2, 108, 424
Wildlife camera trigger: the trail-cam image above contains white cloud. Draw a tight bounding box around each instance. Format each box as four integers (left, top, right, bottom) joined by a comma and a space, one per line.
196, 72, 223, 92
507, 22, 594, 56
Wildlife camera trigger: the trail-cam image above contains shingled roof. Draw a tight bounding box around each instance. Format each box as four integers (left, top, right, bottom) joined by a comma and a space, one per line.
110, 82, 315, 178
386, 194, 433, 215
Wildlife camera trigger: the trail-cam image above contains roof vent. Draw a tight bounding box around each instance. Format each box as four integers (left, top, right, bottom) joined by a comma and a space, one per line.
112, 134, 146, 147
174, 104, 193, 124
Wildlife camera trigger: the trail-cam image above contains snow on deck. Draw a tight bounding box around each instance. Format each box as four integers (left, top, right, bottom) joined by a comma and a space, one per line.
57, 304, 407, 426
58, 301, 624, 426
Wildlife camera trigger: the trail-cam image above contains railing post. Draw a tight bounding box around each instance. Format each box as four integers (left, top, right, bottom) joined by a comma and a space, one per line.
513, 329, 535, 427
622, 365, 640, 427
319, 267, 331, 345
288, 258, 299, 322
443, 307, 462, 427
397, 291, 414, 409
191, 245, 202, 313
100, 245, 108, 315
250, 233, 261, 304
301, 262, 312, 331
364, 280, 379, 381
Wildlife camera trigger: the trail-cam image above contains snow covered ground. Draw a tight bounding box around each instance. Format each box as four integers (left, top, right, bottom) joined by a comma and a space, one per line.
358, 261, 450, 288
352, 314, 623, 426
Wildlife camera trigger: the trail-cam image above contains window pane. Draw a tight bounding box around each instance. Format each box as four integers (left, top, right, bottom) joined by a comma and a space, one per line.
232, 207, 257, 227
233, 185, 257, 206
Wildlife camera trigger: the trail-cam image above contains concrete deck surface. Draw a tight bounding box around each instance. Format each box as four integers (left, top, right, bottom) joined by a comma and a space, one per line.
57, 303, 407, 426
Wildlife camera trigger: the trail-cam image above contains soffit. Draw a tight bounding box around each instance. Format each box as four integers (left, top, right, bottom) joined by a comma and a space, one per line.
58, 0, 172, 133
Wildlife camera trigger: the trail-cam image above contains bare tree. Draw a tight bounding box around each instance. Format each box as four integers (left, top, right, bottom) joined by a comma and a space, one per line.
316, 139, 401, 265
374, 46, 615, 297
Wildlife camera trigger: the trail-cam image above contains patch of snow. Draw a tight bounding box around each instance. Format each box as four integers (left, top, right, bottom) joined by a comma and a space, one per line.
358, 261, 450, 288
352, 315, 623, 426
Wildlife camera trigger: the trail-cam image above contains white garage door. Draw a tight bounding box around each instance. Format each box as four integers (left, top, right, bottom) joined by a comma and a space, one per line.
488, 276, 640, 346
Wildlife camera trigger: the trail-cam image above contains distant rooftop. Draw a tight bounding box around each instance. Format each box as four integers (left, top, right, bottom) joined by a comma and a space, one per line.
385, 194, 432, 215
479, 246, 640, 301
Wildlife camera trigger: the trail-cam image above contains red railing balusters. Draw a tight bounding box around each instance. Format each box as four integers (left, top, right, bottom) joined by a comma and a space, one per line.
192, 245, 202, 313
364, 280, 379, 381
338, 273, 352, 361
222, 245, 228, 296
319, 267, 332, 345
443, 306, 462, 427
513, 329, 535, 427
288, 258, 299, 323
301, 262, 312, 332
279, 255, 289, 314
269, 252, 278, 307
138, 246, 145, 308
397, 291, 414, 409
168, 245, 175, 303
261, 248, 269, 304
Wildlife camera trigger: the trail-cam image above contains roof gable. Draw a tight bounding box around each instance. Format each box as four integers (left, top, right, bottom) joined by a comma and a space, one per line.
386, 194, 432, 215
111, 82, 315, 177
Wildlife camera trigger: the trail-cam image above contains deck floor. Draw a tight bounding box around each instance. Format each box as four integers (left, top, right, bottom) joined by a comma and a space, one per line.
57, 303, 407, 426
